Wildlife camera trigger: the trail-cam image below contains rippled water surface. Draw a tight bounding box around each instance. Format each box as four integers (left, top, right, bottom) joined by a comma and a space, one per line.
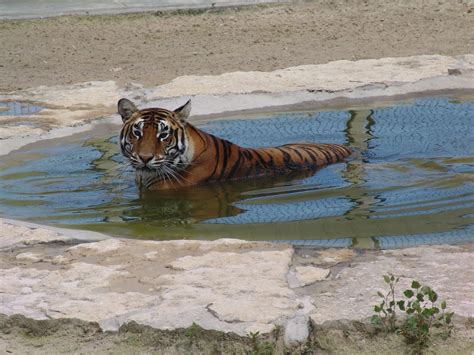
1, 97, 473, 248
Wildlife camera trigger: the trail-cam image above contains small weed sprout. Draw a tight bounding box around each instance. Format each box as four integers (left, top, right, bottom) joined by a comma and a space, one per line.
247, 331, 274, 355
184, 322, 202, 338
371, 273, 399, 332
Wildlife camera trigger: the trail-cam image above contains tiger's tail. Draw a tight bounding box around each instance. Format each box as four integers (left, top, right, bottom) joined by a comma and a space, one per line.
255, 143, 352, 172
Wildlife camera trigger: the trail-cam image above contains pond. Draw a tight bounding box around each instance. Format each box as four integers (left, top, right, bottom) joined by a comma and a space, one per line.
0, 96, 473, 248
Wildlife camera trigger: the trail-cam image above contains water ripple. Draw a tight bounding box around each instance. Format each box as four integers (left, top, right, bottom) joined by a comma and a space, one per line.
0, 96, 473, 248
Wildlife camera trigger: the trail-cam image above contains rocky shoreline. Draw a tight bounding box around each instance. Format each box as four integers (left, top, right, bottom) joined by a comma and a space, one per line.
1, 218, 473, 353
0, 54, 474, 353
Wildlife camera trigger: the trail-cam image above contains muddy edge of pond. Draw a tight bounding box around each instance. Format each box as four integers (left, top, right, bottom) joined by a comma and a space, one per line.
1, 218, 473, 351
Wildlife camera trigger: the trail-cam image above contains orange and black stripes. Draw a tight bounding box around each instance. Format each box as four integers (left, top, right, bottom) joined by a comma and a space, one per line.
187, 126, 352, 183
118, 98, 352, 190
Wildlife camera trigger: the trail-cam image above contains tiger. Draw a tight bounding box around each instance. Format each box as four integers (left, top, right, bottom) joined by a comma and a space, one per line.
118, 98, 352, 190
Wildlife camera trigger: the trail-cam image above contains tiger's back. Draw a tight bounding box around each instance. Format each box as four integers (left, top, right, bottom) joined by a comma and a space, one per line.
188, 124, 351, 182
118, 98, 352, 190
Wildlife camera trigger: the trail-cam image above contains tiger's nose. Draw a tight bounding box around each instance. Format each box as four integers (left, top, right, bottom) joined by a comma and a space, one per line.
139, 153, 154, 164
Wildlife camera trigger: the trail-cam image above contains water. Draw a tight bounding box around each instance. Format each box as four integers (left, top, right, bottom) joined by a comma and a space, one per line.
0, 96, 473, 248
0, 101, 45, 128
0, 101, 44, 117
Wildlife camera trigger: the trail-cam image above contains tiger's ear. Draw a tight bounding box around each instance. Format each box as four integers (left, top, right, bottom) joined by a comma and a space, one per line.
118, 98, 138, 123
174, 99, 191, 123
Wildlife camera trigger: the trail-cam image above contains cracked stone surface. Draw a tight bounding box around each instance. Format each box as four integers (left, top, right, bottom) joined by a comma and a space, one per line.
0, 220, 72, 250
152, 54, 474, 97
0, 220, 299, 337
130, 248, 297, 335
309, 245, 474, 325
1, 218, 473, 346
0, 219, 108, 250
289, 266, 330, 288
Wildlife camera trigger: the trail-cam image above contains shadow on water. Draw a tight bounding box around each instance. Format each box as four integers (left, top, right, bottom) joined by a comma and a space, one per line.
0, 96, 473, 248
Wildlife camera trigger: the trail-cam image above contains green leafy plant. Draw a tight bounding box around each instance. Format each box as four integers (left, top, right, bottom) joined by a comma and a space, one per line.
247, 331, 274, 355
372, 276, 454, 351
399, 281, 454, 348
371, 273, 399, 332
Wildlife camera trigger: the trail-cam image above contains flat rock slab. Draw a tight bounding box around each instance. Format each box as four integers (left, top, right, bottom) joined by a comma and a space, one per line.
309, 245, 474, 325
1, 218, 473, 345
0, 221, 299, 336
153, 54, 474, 97
0, 219, 108, 250
289, 266, 330, 288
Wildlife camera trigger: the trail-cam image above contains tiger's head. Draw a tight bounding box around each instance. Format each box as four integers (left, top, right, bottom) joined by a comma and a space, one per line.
117, 98, 192, 175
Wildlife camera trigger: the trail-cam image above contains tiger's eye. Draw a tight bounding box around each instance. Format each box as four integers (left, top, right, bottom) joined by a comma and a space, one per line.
159, 132, 170, 141
132, 123, 142, 138
157, 122, 170, 141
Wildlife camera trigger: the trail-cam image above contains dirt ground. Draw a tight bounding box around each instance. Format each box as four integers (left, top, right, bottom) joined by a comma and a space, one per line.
1, 314, 473, 354
0, 0, 473, 91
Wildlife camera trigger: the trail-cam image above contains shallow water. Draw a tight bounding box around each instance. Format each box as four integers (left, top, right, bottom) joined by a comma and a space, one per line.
0, 101, 45, 129
0, 101, 44, 117
0, 96, 473, 248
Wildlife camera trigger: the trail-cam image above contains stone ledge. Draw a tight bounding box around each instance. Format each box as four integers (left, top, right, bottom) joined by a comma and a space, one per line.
0, 218, 108, 250
152, 54, 474, 97
1, 218, 473, 346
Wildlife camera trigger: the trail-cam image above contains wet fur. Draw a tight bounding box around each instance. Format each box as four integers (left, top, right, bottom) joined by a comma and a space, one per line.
118, 99, 352, 190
